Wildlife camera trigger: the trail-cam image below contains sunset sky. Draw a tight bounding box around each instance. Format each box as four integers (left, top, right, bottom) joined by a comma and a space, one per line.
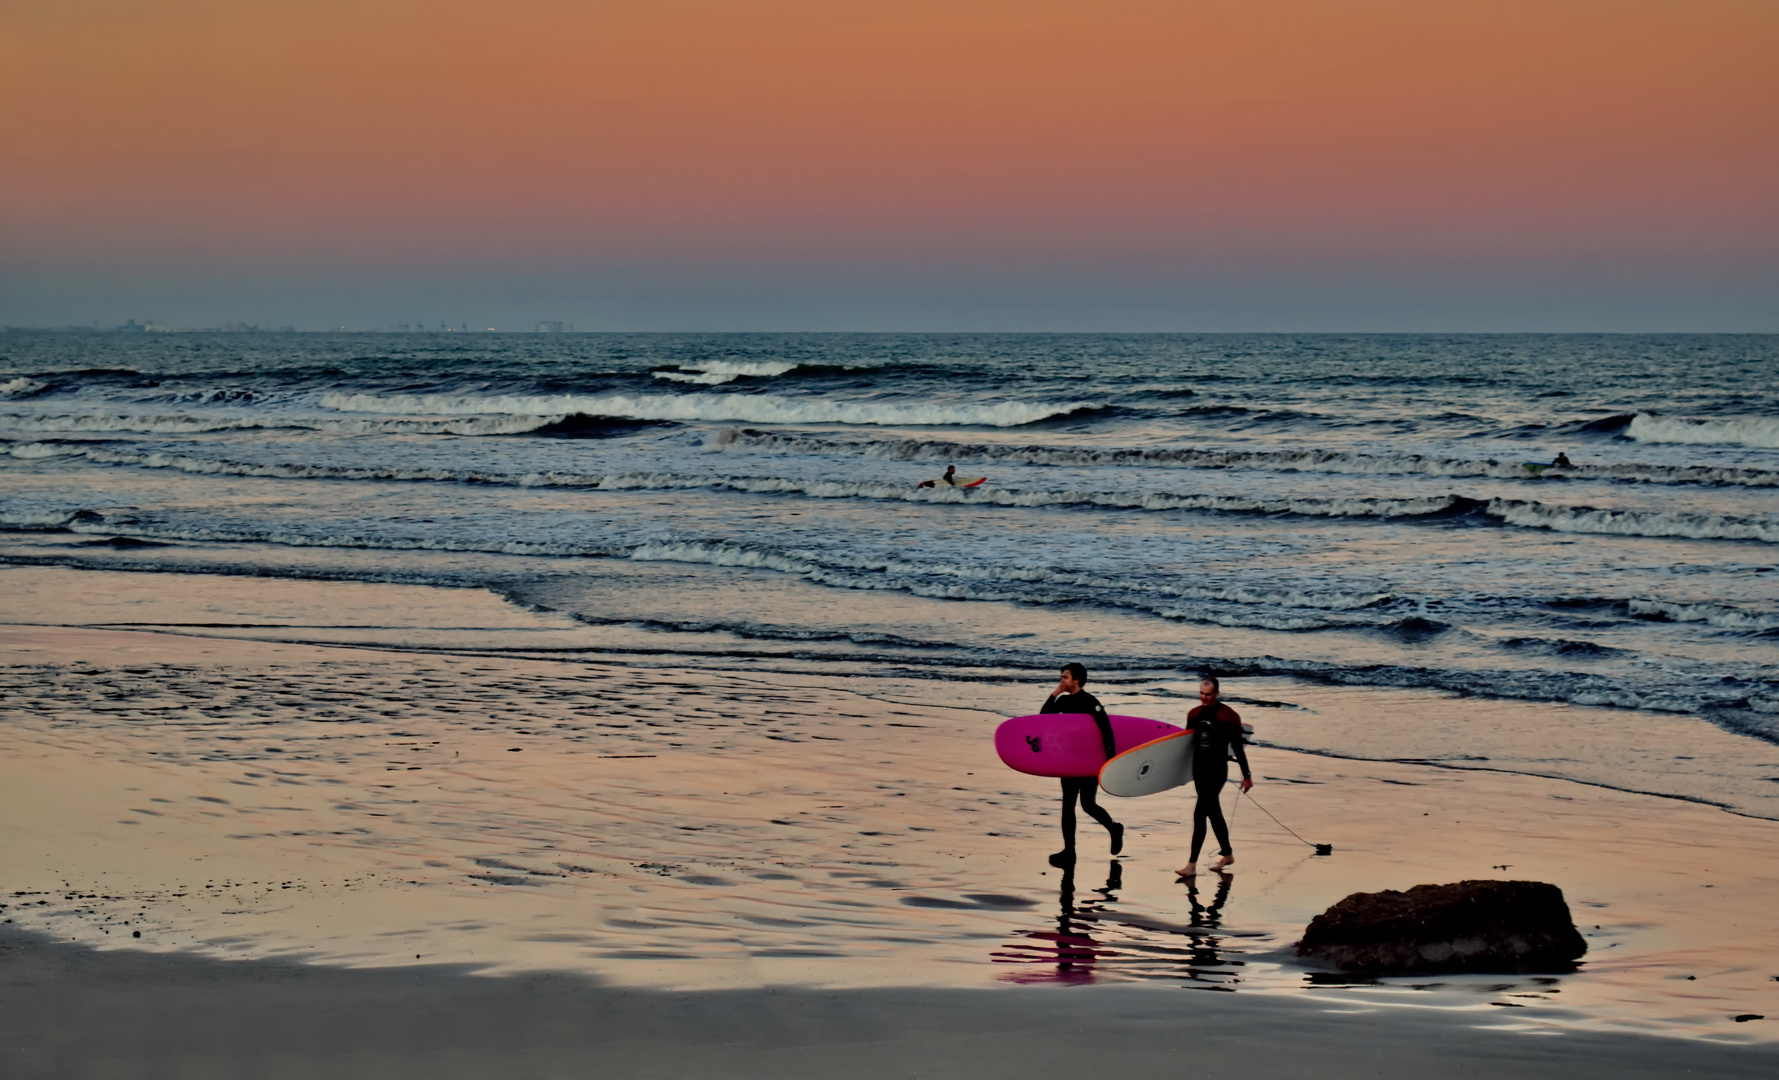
3, 0, 1774, 329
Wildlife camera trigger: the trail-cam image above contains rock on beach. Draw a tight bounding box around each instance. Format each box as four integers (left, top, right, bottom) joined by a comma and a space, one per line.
1297, 880, 1588, 975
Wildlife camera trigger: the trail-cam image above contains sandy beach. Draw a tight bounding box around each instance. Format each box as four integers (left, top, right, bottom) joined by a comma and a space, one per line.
3, 565, 1777, 1075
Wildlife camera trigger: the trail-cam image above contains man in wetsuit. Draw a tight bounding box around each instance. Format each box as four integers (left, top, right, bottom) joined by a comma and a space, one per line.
1041, 662, 1124, 868
1177, 675, 1252, 877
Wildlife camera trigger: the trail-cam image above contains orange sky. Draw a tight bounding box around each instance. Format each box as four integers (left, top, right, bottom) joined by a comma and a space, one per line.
2, 0, 1775, 326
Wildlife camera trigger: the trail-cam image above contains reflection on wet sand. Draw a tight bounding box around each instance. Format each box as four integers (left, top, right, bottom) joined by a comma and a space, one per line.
3, 596, 1777, 1040
993, 862, 1257, 988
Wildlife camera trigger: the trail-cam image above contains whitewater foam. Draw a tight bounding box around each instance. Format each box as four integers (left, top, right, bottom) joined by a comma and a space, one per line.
1627, 598, 1779, 632
320, 391, 1092, 428
3, 442, 74, 459
651, 360, 800, 385
1628, 413, 1779, 450
0, 378, 46, 399
0, 410, 558, 437
1486, 499, 1779, 544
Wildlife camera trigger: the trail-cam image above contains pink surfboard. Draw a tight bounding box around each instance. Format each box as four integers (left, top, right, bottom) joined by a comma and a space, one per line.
995, 714, 1181, 778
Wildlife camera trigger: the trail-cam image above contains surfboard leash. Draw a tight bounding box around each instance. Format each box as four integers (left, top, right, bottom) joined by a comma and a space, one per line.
1239, 789, 1332, 856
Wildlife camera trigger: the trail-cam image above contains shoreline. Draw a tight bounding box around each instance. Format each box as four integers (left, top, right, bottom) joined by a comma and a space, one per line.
2, 567, 1778, 1051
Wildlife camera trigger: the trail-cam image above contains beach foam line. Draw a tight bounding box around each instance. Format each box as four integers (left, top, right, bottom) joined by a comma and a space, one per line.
3, 557, 1775, 729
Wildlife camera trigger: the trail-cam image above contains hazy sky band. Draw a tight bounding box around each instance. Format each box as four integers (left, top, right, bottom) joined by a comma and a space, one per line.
3, 0, 1774, 329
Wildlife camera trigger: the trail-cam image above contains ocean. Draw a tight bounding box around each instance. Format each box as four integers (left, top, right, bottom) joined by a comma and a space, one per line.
4, 331, 1778, 817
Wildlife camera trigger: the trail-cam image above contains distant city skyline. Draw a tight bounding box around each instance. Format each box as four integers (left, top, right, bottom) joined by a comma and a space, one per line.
3, 1, 1774, 331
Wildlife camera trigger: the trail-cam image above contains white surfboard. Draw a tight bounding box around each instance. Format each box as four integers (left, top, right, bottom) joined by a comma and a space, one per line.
1098, 731, 1194, 798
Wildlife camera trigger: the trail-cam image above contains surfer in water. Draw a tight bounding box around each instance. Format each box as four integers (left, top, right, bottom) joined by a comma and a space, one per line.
1178, 676, 1252, 878
1041, 662, 1123, 868
1523, 452, 1574, 477
918, 466, 962, 488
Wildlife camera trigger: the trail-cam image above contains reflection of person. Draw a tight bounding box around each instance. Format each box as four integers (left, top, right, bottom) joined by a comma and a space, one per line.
1041, 663, 1124, 868
1187, 868, 1233, 928
990, 860, 1122, 983
1177, 676, 1251, 877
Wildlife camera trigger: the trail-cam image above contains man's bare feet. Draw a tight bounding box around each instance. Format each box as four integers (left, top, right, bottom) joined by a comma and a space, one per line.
1176, 863, 1197, 877
1210, 855, 1234, 871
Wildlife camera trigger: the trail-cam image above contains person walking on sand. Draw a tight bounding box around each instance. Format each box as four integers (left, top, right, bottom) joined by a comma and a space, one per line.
1178, 676, 1252, 877
1041, 662, 1123, 868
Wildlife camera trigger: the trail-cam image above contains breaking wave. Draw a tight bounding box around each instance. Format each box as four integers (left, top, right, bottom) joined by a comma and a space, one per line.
319, 391, 1095, 428
1627, 413, 1779, 449
1484, 499, 1779, 544
651, 360, 799, 385
0, 377, 47, 399
0, 410, 560, 437
1626, 598, 1779, 632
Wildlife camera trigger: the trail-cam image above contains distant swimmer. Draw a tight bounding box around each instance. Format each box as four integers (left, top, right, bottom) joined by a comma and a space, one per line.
1041, 662, 1123, 868
917, 465, 988, 489
1177, 676, 1252, 878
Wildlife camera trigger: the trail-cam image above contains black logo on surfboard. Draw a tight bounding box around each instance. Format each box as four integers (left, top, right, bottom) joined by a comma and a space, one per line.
1025, 735, 1042, 753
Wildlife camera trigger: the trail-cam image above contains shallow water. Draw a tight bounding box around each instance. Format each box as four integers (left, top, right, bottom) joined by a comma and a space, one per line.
3, 586, 1776, 1044
4, 332, 1778, 813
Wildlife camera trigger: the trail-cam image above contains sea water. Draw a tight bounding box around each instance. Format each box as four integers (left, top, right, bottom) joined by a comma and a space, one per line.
3, 332, 1777, 814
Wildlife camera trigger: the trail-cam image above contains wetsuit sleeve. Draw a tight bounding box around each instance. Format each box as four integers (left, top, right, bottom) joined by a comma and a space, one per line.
1223, 705, 1251, 780
1089, 696, 1115, 759
1040, 694, 1060, 715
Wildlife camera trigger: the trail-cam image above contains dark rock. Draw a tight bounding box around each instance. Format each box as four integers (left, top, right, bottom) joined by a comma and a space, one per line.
1297, 879, 1587, 975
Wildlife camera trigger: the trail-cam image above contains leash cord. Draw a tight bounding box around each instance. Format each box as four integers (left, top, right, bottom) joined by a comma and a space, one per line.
1240, 788, 1318, 850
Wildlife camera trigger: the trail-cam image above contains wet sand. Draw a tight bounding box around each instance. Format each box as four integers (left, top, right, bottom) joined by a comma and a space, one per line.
2, 566, 1778, 1073
6, 924, 1777, 1080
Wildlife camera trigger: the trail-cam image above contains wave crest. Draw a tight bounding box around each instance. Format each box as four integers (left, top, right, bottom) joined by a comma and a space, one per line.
1627, 598, 1779, 632
651, 360, 799, 385
1627, 413, 1779, 449
1485, 499, 1779, 544
0, 411, 559, 436
320, 391, 1093, 428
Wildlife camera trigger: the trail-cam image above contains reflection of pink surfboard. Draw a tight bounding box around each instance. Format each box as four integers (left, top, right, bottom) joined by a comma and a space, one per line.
995, 714, 1181, 778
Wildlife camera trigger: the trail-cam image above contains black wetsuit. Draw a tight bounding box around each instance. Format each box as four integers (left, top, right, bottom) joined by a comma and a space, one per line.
1041, 690, 1120, 854
1184, 702, 1250, 862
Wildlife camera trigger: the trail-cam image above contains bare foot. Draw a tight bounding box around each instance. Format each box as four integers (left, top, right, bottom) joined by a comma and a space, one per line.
1210, 855, 1234, 871
1176, 863, 1197, 877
